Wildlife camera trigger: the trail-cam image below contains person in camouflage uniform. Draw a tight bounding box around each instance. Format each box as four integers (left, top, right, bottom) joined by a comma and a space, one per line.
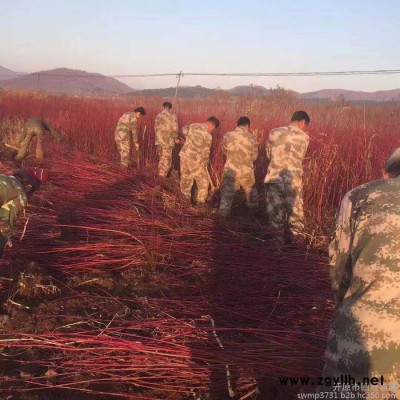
321, 148, 400, 399
264, 111, 310, 240
218, 116, 259, 217
15, 118, 61, 162
155, 102, 179, 177
0, 168, 44, 257
179, 116, 220, 205
114, 107, 146, 168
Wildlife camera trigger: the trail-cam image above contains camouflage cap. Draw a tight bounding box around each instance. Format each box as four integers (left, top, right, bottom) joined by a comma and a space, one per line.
384, 147, 400, 176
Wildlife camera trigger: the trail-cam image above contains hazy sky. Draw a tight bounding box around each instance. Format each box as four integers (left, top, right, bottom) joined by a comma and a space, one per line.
1, 0, 399, 92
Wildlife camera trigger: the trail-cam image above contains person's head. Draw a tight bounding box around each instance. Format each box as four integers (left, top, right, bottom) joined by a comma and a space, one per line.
13, 168, 47, 196
383, 148, 400, 179
237, 116, 251, 130
134, 107, 146, 120
206, 116, 220, 132
290, 111, 310, 131
163, 102, 172, 110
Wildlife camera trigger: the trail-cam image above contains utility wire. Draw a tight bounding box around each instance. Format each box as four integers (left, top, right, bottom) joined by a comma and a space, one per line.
0, 69, 400, 79
185, 70, 400, 77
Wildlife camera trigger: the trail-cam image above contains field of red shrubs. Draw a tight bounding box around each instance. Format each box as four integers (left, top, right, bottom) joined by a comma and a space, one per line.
0, 90, 399, 399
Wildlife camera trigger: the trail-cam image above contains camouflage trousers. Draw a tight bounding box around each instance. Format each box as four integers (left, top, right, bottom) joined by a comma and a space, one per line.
321, 305, 400, 399
321, 347, 400, 398
15, 129, 44, 161
218, 169, 258, 217
114, 126, 138, 167
157, 146, 173, 177
265, 182, 304, 235
180, 157, 209, 204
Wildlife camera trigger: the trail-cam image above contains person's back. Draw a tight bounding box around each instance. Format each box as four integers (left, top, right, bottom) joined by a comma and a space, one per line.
116, 112, 137, 130
264, 125, 309, 186
330, 177, 400, 320
25, 118, 60, 140
218, 118, 259, 217
332, 177, 400, 304
223, 126, 258, 170
179, 117, 219, 206
155, 109, 178, 148
114, 107, 145, 168
16, 118, 60, 162
25, 118, 48, 132
263, 111, 311, 239
155, 105, 179, 177
180, 123, 212, 165
324, 150, 400, 397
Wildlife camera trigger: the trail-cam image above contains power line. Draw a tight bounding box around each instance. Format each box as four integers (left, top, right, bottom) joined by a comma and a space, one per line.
185, 70, 400, 77
112, 73, 178, 78
0, 69, 400, 79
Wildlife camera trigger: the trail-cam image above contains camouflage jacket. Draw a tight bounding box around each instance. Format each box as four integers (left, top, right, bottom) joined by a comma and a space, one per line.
179, 123, 212, 165
25, 118, 61, 142
155, 109, 179, 148
264, 125, 309, 187
222, 126, 258, 173
325, 177, 400, 391
0, 175, 28, 236
115, 112, 138, 144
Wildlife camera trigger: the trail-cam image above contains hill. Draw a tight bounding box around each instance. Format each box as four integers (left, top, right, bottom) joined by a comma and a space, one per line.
0, 68, 133, 95
298, 88, 400, 102
227, 85, 270, 96
134, 85, 217, 98
227, 86, 400, 102
135, 84, 400, 102
1, 66, 399, 102
0, 65, 26, 80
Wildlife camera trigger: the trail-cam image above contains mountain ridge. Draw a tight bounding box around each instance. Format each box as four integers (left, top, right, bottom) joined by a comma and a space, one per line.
0, 65, 26, 80
1, 66, 399, 101
0, 67, 133, 95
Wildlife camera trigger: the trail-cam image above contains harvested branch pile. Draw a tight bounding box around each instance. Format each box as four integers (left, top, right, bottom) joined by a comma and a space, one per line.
0, 147, 332, 399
